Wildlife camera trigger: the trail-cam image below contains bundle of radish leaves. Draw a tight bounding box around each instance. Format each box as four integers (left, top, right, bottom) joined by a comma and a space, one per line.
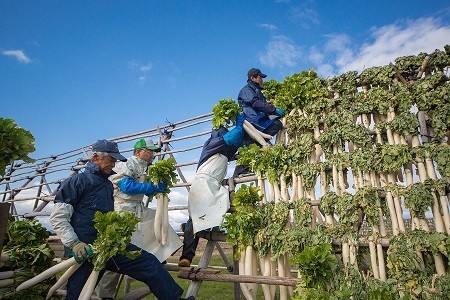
147, 157, 177, 245
16, 210, 140, 300
212, 98, 271, 147
1, 217, 54, 300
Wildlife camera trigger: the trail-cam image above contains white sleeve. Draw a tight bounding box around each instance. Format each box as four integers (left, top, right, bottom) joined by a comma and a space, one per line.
49, 202, 79, 247
110, 161, 133, 186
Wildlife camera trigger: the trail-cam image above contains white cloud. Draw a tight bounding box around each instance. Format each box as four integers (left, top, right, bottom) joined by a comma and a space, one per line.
1, 49, 32, 64
323, 34, 351, 53
168, 190, 189, 231
311, 17, 450, 77
128, 61, 152, 72
288, 6, 320, 29
129, 60, 153, 83
138, 75, 146, 83
316, 64, 335, 78
258, 23, 278, 31
308, 46, 324, 64
342, 17, 450, 73
139, 63, 152, 72
259, 35, 302, 68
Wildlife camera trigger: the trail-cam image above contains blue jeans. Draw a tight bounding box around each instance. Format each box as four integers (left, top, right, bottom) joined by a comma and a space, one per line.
65, 244, 183, 300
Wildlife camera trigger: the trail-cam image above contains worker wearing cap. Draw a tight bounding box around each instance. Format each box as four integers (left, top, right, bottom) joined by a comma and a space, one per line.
50, 139, 184, 300
96, 138, 182, 300
111, 138, 167, 217
233, 68, 286, 176
238, 68, 285, 143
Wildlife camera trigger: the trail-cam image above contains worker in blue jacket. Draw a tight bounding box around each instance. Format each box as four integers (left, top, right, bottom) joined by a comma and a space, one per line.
50, 139, 185, 300
238, 68, 285, 145
233, 68, 285, 177
178, 114, 245, 267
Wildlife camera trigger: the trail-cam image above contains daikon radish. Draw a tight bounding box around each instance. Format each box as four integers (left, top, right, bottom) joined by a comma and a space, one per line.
161, 194, 169, 245
0, 278, 14, 288
16, 257, 78, 291
0, 271, 14, 280
45, 264, 81, 299
154, 194, 164, 243
244, 120, 272, 139
243, 122, 270, 147
78, 270, 100, 300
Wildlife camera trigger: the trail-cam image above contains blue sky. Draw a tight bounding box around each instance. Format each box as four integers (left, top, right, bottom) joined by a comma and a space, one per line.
1, 1, 450, 159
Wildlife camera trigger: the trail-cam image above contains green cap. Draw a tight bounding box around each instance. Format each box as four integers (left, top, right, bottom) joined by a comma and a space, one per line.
134, 138, 161, 152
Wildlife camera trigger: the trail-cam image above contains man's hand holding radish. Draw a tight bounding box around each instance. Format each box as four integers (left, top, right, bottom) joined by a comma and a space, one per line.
70, 241, 93, 263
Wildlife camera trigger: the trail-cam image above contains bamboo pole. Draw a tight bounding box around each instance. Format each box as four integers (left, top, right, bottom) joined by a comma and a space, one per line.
178, 268, 300, 286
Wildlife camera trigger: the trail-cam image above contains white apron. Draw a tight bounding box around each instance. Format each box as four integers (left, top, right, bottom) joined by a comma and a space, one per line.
188, 154, 230, 234
131, 207, 183, 262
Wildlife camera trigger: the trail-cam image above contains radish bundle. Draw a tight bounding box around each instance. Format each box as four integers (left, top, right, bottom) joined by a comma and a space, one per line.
223, 184, 263, 300
211, 98, 272, 147
79, 211, 140, 300
147, 157, 177, 245
45, 263, 80, 299
77, 211, 140, 299
16, 211, 140, 300
2, 218, 55, 299
0, 269, 30, 289
236, 144, 296, 299
243, 120, 272, 147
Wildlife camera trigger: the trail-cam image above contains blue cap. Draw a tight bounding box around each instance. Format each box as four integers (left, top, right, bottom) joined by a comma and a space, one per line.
91, 139, 127, 162
247, 68, 267, 79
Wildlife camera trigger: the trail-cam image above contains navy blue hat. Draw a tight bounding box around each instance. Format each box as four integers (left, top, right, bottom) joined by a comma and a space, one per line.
91, 139, 127, 162
247, 68, 267, 79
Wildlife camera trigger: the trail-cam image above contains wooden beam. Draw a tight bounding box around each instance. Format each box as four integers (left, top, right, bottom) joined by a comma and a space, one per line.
178, 268, 300, 286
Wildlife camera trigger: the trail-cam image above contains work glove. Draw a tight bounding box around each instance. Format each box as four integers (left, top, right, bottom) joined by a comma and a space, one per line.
144, 181, 167, 198
154, 181, 168, 193
235, 113, 245, 128
71, 241, 93, 263
223, 119, 244, 147
275, 108, 285, 117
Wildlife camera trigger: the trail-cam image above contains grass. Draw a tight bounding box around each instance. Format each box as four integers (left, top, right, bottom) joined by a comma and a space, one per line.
57, 242, 287, 299
115, 254, 237, 300
115, 254, 287, 299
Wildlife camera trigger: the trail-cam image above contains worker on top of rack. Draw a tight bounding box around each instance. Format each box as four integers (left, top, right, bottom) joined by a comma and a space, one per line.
233, 68, 285, 177
49, 139, 184, 300
238, 67, 285, 145
178, 114, 246, 267
95, 138, 182, 300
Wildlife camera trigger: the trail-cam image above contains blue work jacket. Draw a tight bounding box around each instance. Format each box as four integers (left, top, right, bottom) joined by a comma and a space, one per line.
197, 127, 238, 168
238, 81, 277, 132
54, 162, 114, 245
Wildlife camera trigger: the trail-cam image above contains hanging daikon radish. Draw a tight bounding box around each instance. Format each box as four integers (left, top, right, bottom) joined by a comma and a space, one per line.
379, 173, 400, 235
258, 254, 273, 300
239, 252, 254, 300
